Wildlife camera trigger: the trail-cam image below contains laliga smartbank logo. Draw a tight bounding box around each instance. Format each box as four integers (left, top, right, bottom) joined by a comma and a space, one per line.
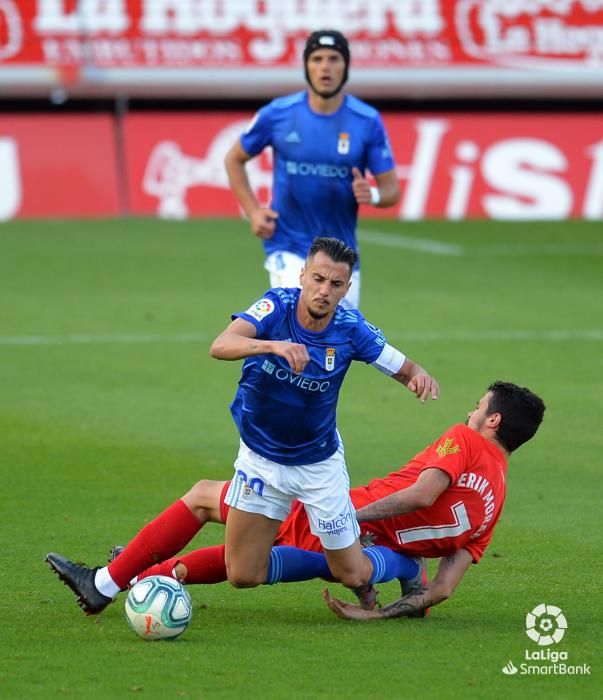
525, 603, 566, 646
501, 604, 591, 677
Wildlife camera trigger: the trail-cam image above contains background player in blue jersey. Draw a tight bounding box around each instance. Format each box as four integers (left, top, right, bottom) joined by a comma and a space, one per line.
212, 237, 438, 601
224, 29, 401, 309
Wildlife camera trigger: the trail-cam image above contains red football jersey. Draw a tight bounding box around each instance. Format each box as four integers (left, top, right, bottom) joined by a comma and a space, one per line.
275, 424, 508, 563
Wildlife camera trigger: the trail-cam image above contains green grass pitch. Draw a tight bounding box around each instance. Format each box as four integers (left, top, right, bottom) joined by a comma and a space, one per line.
1, 218, 601, 699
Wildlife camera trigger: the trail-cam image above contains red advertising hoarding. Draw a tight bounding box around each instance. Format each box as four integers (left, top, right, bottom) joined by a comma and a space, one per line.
2, 111, 602, 220
123, 112, 603, 221
123, 113, 270, 219
0, 115, 120, 220
1, 1, 603, 97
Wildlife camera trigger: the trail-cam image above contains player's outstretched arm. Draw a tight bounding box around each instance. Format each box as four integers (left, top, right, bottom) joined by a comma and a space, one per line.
210, 318, 264, 360
210, 318, 309, 373
224, 140, 278, 239
377, 549, 472, 618
392, 358, 439, 403
323, 549, 473, 621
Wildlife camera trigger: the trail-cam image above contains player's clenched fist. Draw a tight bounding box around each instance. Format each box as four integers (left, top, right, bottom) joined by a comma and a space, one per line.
250, 208, 279, 239
272, 341, 310, 374
351, 167, 373, 205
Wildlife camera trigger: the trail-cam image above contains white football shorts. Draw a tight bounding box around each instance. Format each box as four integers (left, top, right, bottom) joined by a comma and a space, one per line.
264, 250, 360, 310
224, 438, 360, 550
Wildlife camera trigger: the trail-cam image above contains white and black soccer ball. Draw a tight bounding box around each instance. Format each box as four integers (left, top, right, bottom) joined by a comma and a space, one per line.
125, 575, 192, 640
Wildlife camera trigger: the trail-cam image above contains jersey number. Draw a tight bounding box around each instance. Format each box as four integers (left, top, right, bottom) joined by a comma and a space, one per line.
395, 501, 470, 544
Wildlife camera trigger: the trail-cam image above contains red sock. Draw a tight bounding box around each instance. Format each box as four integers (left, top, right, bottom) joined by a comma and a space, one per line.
108, 500, 202, 589
138, 546, 227, 585
137, 557, 182, 582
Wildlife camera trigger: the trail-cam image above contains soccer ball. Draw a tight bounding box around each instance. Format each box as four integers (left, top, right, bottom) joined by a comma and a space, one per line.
125, 575, 193, 640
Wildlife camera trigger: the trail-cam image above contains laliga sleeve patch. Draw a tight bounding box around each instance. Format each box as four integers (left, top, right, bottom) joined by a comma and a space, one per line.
246, 298, 275, 321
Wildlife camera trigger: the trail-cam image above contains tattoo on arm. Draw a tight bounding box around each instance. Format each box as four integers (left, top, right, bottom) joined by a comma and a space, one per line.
356, 469, 450, 522
373, 552, 467, 620
356, 495, 406, 522
443, 554, 456, 568
377, 587, 433, 619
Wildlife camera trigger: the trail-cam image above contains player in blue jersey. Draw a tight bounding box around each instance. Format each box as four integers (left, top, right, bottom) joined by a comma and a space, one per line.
224, 29, 401, 309
45, 238, 438, 615
212, 236, 438, 600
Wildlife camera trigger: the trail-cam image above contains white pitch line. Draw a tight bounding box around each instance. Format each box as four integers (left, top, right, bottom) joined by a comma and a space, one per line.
476, 243, 603, 257
0, 329, 602, 347
358, 228, 603, 257
389, 330, 603, 342
358, 229, 465, 256
0, 332, 210, 346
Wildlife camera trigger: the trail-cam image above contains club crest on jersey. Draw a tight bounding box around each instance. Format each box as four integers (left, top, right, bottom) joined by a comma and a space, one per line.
337, 133, 350, 155
246, 298, 275, 321
325, 347, 336, 371
436, 438, 461, 457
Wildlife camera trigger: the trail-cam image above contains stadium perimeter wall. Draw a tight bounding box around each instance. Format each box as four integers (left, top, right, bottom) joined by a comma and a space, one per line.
1, 108, 603, 221
2, 1, 603, 221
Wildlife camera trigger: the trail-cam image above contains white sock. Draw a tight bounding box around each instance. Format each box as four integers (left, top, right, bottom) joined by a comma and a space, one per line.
94, 566, 121, 599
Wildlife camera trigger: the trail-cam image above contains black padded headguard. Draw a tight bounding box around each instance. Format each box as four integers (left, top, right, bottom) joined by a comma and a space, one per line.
303, 30, 350, 88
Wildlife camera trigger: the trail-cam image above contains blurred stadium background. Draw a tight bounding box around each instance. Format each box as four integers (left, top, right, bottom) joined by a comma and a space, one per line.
1, 0, 603, 221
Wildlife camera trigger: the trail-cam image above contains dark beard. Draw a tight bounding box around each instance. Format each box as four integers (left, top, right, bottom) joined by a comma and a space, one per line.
307, 306, 329, 320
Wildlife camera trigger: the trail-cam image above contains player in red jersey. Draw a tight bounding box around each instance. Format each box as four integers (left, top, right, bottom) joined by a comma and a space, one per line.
47, 381, 544, 618
323, 379, 545, 620
128, 380, 544, 619
138, 421, 503, 578
279, 422, 505, 562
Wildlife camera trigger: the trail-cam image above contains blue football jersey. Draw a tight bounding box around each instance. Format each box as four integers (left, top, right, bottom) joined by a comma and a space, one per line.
240, 91, 395, 267
229, 288, 388, 465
